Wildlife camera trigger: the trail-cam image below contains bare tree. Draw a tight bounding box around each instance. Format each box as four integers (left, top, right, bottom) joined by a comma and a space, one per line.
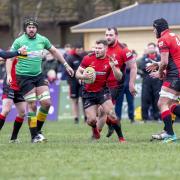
9, 0, 43, 39
9, 0, 22, 38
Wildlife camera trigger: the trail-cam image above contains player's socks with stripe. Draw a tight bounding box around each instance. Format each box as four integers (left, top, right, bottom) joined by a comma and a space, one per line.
28, 112, 38, 139
91, 124, 100, 139
37, 107, 48, 133
170, 104, 180, 117
0, 114, 6, 130
10, 116, 24, 140
109, 117, 124, 139
106, 117, 114, 137
112, 123, 124, 138
161, 110, 174, 135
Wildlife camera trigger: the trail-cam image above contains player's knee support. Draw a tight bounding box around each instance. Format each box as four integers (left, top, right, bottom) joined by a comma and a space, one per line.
24, 93, 36, 102
37, 91, 51, 101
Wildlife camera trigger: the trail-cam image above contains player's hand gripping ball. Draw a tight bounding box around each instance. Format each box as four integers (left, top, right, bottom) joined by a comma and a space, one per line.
83, 67, 96, 84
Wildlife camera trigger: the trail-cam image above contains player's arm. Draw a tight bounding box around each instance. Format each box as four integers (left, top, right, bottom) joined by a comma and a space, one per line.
0, 50, 18, 59
158, 51, 169, 79
0, 46, 27, 59
108, 55, 122, 80
48, 45, 74, 77
150, 39, 169, 79
127, 60, 137, 96
124, 48, 137, 96
6, 58, 13, 85
75, 66, 85, 80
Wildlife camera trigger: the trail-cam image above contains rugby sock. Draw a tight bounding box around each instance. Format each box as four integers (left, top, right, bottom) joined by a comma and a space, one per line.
28, 112, 38, 139
161, 110, 174, 135
36, 107, 48, 132
106, 116, 114, 130
163, 113, 175, 132
10, 116, 24, 140
0, 114, 6, 130
108, 116, 123, 138
170, 104, 180, 117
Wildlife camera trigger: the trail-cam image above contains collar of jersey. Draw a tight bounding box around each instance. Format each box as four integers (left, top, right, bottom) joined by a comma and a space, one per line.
161, 29, 170, 37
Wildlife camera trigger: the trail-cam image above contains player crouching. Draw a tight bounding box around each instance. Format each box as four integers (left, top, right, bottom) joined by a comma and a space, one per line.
76, 40, 125, 142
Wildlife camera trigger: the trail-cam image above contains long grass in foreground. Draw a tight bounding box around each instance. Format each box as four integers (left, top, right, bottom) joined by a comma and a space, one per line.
0, 120, 180, 180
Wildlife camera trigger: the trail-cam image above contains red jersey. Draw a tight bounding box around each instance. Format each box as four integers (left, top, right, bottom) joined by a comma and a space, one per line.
107, 42, 134, 88
158, 29, 180, 78
80, 54, 112, 92
10, 58, 19, 90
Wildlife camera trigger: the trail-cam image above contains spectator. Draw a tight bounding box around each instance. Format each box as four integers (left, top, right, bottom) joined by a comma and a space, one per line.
0, 59, 5, 82
59, 44, 72, 80
42, 52, 59, 83
65, 43, 87, 123
139, 42, 162, 121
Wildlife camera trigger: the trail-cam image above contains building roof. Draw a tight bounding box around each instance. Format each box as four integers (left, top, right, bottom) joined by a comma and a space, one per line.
71, 2, 180, 32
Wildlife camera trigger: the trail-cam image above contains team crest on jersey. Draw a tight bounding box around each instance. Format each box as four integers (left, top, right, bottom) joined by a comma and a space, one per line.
158, 41, 164, 47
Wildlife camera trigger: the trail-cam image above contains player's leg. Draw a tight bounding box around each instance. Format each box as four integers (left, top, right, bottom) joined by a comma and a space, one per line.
157, 87, 178, 143
70, 80, 80, 124
169, 79, 180, 117
170, 103, 180, 117
16, 74, 40, 142
0, 98, 13, 130
10, 101, 26, 142
0, 81, 15, 130
106, 87, 120, 138
25, 90, 39, 141
85, 105, 100, 139
36, 85, 51, 137
96, 105, 107, 132
101, 99, 125, 142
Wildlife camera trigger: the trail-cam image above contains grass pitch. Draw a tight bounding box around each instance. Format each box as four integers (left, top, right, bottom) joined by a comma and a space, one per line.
0, 120, 180, 180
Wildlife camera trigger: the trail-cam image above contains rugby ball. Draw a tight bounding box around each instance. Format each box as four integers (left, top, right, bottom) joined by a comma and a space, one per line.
83, 67, 96, 84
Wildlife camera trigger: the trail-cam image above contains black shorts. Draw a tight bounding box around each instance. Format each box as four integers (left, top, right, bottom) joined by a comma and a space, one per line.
82, 89, 111, 109
109, 85, 124, 102
2, 80, 24, 103
69, 79, 82, 99
16, 73, 48, 96
163, 78, 180, 92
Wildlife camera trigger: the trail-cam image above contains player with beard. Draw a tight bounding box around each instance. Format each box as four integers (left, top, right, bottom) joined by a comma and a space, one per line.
97, 27, 137, 137
147, 18, 180, 143
7, 17, 74, 143
76, 40, 125, 142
